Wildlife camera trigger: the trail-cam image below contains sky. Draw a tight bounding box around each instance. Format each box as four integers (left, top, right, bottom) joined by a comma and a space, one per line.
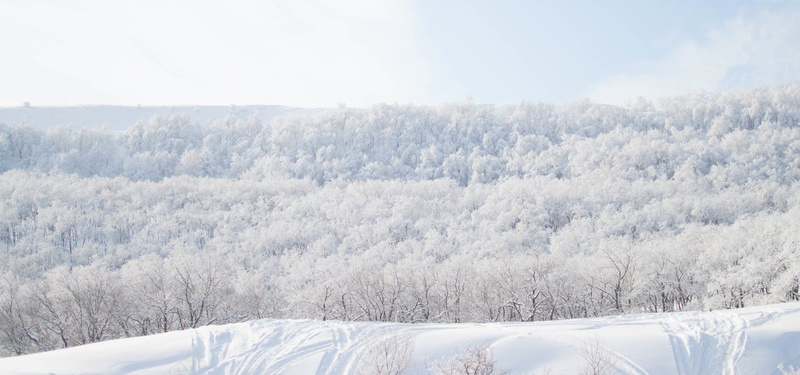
1, 0, 799, 108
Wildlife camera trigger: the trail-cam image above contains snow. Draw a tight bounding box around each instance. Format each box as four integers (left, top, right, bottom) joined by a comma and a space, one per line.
1, 303, 798, 374
0, 105, 317, 131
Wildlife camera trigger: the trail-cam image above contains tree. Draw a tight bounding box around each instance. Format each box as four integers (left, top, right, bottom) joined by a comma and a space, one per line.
428, 345, 507, 375
168, 251, 234, 329
578, 338, 616, 375
357, 331, 415, 375
61, 264, 127, 344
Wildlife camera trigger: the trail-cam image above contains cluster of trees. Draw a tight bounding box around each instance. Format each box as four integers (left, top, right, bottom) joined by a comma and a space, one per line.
0, 83, 799, 356
2, 83, 800, 185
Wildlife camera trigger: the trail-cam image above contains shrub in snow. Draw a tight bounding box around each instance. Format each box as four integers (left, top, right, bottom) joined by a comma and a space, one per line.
578, 338, 616, 375
428, 345, 508, 375
357, 331, 415, 375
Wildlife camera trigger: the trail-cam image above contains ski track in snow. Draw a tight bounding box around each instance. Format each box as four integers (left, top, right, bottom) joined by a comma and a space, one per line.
182, 309, 786, 375
661, 311, 749, 375
172, 308, 796, 375
2, 303, 799, 375
608, 350, 652, 375
499, 322, 650, 375
184, 319, 407, 374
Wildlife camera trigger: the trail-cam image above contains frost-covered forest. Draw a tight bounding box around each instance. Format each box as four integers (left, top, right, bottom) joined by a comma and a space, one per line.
1, 83, 800, 356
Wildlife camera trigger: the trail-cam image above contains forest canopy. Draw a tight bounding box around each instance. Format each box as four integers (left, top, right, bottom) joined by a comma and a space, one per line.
1, 83, 799, 356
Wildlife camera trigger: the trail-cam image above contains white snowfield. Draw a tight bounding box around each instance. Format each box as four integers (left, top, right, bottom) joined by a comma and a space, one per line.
1, 302, 798, 375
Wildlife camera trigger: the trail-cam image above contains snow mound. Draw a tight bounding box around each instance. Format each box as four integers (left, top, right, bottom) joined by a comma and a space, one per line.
1, 303, 798, 374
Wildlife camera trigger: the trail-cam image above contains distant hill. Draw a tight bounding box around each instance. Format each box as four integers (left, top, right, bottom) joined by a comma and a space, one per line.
0, 105, 317, 131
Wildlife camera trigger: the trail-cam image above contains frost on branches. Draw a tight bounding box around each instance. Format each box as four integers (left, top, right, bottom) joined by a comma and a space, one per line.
1, 83, 800, 356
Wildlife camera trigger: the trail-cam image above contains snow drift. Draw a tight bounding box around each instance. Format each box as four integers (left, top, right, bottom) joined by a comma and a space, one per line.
1, 302, 798, 374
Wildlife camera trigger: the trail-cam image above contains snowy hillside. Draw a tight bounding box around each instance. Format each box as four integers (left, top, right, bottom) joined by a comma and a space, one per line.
2, 83, 800, 362
1, 302, 798, 374
0, 105, 315, 131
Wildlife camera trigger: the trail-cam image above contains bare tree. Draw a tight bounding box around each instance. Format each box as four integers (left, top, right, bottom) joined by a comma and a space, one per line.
169, 252, 233, 329
428, 345, 508, 375
62, 264, 127, 344
578, 338, 616, 375
0, 271, 34, 355
121, 255, 180, 335
357, 331, 415, 375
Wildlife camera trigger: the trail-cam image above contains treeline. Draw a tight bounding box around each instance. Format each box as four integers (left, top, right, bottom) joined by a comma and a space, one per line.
2, 83, 800, 185
0, 83, 799, 356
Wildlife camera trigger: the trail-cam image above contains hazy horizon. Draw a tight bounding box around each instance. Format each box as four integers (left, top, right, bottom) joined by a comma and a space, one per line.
2, 1, 799, 108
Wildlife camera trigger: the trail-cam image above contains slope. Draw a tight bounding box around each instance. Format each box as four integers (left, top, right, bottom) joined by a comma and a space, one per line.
1, 303, 798, 375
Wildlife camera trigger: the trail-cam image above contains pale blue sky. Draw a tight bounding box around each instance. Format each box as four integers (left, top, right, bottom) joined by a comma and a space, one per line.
410, 1, 741, 102
1, 0, 798, 107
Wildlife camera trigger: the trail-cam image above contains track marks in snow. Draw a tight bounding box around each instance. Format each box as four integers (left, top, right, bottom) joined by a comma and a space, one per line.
190, 320, 281, 374
608, 351, 652, 375
498, 323, 651, 375
169, 305, 795, 374
227, 322, 288, 375
185, 319, 413, 375
662, 311, 749, 375
315, 322, 363, 374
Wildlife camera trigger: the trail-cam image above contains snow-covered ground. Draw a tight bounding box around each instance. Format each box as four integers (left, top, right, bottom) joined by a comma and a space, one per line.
1, 302, 798, 375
